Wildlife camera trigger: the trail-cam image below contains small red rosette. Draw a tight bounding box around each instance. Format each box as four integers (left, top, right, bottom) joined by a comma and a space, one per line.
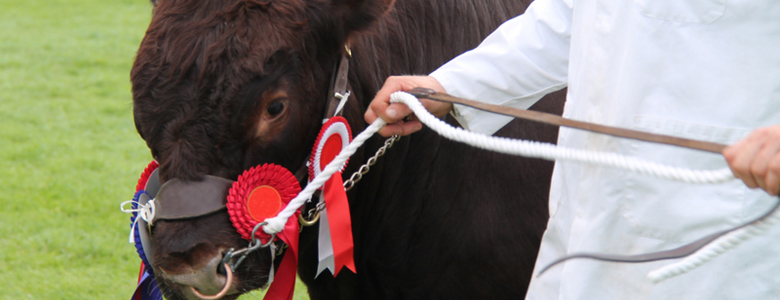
226, 164, 302, 243
309, 116, 353, 180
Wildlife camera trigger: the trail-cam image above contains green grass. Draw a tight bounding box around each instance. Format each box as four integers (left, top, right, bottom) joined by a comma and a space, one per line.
0, 0, 308, 299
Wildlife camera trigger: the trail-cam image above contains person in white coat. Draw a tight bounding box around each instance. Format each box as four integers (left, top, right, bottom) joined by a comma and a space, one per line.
365, 0, 780, 298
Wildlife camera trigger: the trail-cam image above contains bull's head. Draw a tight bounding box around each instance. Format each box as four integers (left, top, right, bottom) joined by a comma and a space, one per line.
129, 0, 392, 298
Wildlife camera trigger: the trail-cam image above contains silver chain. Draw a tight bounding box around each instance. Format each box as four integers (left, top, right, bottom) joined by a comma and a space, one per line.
300, 135, 401, 225
343, 135, 400, 191
221, 222, 275, 271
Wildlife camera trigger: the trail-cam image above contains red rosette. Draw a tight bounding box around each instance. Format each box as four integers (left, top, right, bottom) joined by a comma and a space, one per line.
135, 160, 159, 192
227, 164, 302, 242
308, 116, 352, 182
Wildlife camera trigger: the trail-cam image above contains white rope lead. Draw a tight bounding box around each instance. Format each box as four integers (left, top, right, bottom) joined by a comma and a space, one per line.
262, 119, 386, 234
263, 91, 754, 282
389, 91, 768, 283
647, 206, 780, 283
389, 92, 734, 184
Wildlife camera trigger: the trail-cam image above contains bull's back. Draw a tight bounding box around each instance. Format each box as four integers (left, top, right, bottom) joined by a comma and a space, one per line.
349, 0, 534, 99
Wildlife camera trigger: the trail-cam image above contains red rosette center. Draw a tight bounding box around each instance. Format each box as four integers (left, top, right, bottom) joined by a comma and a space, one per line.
320, 134, 343, 169
247, 186, 282, 221
227, 164, 301, 242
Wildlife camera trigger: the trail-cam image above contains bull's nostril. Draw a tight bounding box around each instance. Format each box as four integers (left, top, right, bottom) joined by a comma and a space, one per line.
190, 263, 234, 300
216, 253, 228, 275
163, 254, 233, 296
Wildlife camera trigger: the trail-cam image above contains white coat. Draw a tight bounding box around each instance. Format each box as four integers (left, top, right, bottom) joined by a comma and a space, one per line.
430, 0, 780, 298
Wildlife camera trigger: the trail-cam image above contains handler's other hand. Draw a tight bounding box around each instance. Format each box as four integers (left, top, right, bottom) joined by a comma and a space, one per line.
365, 75, 452, 137
724, 124, 780, 196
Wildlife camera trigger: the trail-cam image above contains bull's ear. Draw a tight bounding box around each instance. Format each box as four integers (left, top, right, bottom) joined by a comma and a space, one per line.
334, 0, 396, 34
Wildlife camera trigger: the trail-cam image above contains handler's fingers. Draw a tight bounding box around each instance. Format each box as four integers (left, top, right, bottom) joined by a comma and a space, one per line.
365, 76, 419, 125
366, 99, 414, 125
723, 137, 762, 189
368, 102, 417, 137
365, 75, 446, 137
377, 120, 423, 137
724, 125, 780, 195
748, 134, 780, 194
765, 155, 780, 196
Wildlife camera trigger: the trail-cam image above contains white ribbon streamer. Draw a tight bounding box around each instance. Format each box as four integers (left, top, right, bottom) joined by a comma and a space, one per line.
316, 206, 336, 277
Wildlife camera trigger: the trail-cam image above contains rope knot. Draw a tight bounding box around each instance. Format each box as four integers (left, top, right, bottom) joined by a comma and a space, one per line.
121, 191, 157, 243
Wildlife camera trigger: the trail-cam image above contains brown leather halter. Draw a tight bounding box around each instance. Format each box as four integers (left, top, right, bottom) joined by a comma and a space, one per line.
150, 47, 353, 227
137, 47, 355, 274
149, 175, 233, 224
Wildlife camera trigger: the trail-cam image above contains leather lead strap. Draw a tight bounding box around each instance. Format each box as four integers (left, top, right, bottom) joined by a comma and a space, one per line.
536, 197, 780, 275
408, 88, 778, 275
409, 87, 727, 154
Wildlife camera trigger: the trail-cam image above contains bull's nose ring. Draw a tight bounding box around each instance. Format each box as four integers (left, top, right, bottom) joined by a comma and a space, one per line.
190, 263, 234, 300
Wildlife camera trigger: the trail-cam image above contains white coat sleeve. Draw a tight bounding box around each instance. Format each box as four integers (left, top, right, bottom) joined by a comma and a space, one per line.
430, 0, 572, 135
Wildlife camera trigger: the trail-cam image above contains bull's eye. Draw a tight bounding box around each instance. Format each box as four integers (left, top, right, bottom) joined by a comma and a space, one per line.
267, 101, 284, 117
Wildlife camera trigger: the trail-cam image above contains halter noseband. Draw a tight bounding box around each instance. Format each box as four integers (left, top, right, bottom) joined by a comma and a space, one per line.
151, 175, 233, 224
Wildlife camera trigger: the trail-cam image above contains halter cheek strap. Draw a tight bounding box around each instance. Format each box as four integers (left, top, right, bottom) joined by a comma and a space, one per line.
324, 46, 352, 121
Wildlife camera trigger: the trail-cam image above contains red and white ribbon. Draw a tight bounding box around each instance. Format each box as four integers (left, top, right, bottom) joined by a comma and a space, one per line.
309, 116, 356, 276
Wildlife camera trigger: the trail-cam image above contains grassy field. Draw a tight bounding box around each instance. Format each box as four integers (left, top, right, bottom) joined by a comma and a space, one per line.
0, 0, 308, 299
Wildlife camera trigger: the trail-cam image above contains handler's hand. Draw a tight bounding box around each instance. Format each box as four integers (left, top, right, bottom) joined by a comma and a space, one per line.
364, 75, 452, 137
723, 125, 780, 196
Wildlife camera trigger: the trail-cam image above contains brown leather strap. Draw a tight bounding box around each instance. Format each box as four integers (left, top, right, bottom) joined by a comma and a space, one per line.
325, 47, 352, 119
152, 175, 234, 223
409, 88, 727, 154
536, 197, 780, 276
406, 89, 778, 275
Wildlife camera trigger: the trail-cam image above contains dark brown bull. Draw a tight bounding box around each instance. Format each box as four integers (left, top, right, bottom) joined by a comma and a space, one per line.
130, 0, 565, 299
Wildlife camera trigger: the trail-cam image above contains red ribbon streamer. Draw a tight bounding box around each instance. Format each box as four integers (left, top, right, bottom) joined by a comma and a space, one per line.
308, 116, 356, 276
323, 174, 356, 275
263, 213, 299, 300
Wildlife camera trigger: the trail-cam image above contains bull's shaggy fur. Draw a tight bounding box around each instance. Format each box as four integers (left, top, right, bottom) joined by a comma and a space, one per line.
131, 0, 564, 299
